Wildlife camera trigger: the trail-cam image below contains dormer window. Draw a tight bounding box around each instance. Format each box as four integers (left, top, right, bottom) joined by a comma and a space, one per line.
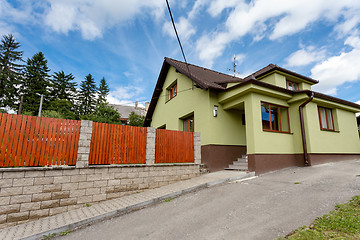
286, 80, 299, 90
167, 82, 177, 100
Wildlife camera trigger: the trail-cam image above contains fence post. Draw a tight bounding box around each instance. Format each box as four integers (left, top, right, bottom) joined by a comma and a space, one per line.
194, 132, 201, 164
146, 127, 156, 165
76, 120, 93, 168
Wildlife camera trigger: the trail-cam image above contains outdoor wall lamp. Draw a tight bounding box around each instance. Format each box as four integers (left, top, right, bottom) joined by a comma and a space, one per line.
213, 105, 218, 117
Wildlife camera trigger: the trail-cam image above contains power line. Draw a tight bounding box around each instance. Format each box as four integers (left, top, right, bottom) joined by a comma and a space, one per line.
152, 87, 193, 100
165, 0, 192, 83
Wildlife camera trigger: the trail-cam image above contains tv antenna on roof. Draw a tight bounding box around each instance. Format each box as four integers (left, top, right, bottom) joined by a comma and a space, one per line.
228, 55, 239, 77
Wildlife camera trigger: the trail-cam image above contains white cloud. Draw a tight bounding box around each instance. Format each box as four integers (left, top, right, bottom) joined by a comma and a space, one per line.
311, 35, 360, 95
207, 0, 239, 17
196, 0, 360, 66
107, 85, 145, 106
162, 17, 196, 41
43, 0, 165, 40
285, 46, 326, 67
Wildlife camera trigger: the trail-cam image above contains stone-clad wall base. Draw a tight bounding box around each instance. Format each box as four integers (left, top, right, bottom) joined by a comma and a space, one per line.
248, 154, 304, 175
308, 154, 360, 166
0, 164, 200, 228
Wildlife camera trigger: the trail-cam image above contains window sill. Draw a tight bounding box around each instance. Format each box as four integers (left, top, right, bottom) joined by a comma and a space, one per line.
263, 129, 293, 135
165, 95, 177, 104
320, 129, 340, 133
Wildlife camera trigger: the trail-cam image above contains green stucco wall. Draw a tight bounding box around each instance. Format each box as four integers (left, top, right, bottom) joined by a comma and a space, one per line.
304, 101, 360, 153
151, 66, 246, 146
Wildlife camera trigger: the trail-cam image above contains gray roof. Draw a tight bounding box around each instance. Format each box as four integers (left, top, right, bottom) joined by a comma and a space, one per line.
109, 104, 146, 119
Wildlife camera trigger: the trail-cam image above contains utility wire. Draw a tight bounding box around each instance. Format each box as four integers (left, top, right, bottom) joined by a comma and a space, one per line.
152, 87, 193, 100
165, 0, 192, 83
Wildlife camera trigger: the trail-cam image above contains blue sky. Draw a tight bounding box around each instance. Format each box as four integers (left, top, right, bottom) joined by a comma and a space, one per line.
1, 0, 360, 106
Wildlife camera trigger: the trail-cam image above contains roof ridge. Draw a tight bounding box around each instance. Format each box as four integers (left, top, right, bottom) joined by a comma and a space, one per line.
165, 57, 243, 81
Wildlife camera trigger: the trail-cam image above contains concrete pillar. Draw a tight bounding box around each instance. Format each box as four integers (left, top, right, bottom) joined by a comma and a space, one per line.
146, 127, 156, 165
76, 120, 93, 168
194, 132, 201, 164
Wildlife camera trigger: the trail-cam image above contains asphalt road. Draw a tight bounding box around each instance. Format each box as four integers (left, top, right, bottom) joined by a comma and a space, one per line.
59, 160, 360, 240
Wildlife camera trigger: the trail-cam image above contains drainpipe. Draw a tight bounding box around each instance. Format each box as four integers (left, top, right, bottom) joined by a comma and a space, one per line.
299, 92, 314, 166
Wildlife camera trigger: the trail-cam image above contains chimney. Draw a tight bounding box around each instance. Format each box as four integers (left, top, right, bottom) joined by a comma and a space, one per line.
145, 102, 149, 111
135, 101, 138, 109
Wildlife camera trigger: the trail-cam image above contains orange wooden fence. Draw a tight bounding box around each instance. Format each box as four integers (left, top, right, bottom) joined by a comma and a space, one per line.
89, 123, 147, 164
0, 113, 81, 167
155, 129, 194, 163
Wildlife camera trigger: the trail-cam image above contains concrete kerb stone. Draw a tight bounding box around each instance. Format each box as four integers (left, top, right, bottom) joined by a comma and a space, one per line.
10, 171, 255, 240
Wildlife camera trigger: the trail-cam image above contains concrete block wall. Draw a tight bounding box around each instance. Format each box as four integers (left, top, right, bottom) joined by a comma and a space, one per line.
0, 164, 200, 228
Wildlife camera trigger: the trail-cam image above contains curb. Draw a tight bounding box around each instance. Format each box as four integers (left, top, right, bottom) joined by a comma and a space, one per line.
24, 172, 255, 240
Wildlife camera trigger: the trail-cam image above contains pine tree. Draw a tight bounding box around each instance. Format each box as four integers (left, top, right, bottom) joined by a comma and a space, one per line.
0, 34, 23, 110
78, 73, 97, 116
97, 77, 109, 105
51, 71, 77, 103
21, 52, 51, 115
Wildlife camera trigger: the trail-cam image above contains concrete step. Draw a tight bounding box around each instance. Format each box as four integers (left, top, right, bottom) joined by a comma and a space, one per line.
232, 162, 248, 167
227, 164, 248, 171
236, 158, 248, 163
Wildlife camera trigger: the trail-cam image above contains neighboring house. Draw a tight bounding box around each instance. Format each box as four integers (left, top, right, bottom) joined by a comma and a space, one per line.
144, 57, 360, 174
110, 102, 148, 125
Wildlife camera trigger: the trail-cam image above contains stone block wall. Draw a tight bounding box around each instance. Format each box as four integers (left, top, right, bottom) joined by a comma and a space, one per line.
0, 164, 200, 228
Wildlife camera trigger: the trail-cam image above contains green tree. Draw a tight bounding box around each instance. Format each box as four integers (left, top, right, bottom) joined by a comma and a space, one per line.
21, 52, 51, 115
47, 98, 78, 120
0, 34, 23, 110
89, 103, 121, 124
78, 73, 97, 116
97, 77, 109, 105
41, 110, 64, 119
128, 111, 145, 126
51, 71, 77, 103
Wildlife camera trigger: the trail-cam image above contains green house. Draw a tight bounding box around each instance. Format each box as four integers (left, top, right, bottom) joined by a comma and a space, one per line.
144, 57, 360, 174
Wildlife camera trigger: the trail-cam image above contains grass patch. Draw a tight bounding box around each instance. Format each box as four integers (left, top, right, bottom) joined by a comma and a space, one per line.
85, 203, 91, 207
163, 197, 174, 202
280, 195, 360, 239
42, 233, 56, 240
294, 182, 301, 184
60, 230, 71, 236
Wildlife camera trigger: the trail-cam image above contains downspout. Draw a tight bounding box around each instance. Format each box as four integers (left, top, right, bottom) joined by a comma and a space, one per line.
299, 92, 314, 166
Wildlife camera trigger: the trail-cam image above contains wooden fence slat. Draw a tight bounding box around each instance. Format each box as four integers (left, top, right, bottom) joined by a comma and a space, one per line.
29, 117, 40, 166
67, 121, 75, 165
13, 115, 27, 167
57, 119, 65, 165
49, 118, 59, 165
52, 119, 62, 166
62, 120, 70, 165
88, 122, 95, 164
7, 115, 20, 166
72, 120, 81, 165
43, 118, 55, 166
93, 122, 99, 165
38, 117, 49, 166
3, 114, 18, 167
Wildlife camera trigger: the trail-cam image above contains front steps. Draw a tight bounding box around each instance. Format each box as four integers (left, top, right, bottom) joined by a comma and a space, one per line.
225, 155, 248, 171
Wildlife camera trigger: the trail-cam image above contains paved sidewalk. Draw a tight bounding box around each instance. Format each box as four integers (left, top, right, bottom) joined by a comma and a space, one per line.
0, 171, 255, 240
